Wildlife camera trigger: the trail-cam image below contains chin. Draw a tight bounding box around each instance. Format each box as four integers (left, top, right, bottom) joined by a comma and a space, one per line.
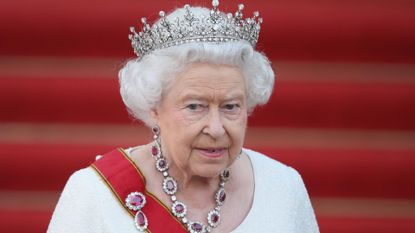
192, 163, 227, 178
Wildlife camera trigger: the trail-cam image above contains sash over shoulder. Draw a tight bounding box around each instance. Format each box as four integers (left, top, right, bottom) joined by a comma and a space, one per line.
90, 148, 188, 233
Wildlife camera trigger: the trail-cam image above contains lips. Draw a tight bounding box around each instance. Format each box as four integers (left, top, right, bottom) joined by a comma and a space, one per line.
196, 148, 227, 158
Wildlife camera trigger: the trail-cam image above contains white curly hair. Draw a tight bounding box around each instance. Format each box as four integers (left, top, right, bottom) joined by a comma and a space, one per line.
118, 6, 275, 127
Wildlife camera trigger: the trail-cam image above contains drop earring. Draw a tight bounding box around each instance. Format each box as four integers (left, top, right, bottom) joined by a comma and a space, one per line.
152, 124, 160, 140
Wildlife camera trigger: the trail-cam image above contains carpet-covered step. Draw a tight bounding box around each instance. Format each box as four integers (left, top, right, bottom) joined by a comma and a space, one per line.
317, 216, 415, 233
1, 0, 415, 62
257, 147, 415, 199
0, 210, 52, 233
1, 59, 415, 129
1, 125, 414, 198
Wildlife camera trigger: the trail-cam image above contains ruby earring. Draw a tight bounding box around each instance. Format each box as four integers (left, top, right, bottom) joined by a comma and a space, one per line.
152, 125, 160, 140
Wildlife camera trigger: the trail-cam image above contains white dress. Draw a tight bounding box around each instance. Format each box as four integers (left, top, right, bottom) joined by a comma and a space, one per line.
47, 148, 319, 233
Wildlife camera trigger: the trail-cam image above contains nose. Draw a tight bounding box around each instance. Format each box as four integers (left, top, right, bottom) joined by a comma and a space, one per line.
203, 108, 225, 139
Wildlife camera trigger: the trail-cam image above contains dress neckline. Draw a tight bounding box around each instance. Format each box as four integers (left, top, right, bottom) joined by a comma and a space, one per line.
123, 146, 258, 232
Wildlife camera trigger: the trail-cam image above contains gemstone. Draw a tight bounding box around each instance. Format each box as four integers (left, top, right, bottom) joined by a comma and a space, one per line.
221, 169, 230, 181
207, 210, 220, 228
156, 158, 169, 172
192, 222, 203, 232
126, 192, 146, 210
172, 201, 187, 218
131, 194, 144, 206
215, 188, 226, 206
159, 159, 166, 168
167, 180, 174, 190
175, 204, 185, 213
151, 146, 158, 156
219, 191, 226, 202
136, 212, 145, 226
223, 170, 230, 178
134, 211, 148, 231
163, 177, 177, 194
212, 214, 219, 223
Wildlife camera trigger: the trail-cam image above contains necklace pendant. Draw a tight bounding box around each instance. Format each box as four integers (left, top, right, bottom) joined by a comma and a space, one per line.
188, 221, 206, 233
134, 210, 148, 232
207, 210, 220, 228
155, 157, 169, 172
172, 201, 187, 217
162, 176, 178, 195
215, 188, 226, 206
151, 142, 161, 158
220, 169, 230, 182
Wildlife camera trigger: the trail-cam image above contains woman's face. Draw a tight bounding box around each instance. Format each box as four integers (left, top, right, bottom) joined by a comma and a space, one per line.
151, 63, 248, 178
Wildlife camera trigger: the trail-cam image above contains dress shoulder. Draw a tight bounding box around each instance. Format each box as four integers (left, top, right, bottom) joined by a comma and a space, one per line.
243, 148, 303, 184
47, 167, 107, 233
236, 148, 319, 233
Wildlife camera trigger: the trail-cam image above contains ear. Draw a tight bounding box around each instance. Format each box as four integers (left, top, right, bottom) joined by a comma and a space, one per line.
149, 108, 159, 123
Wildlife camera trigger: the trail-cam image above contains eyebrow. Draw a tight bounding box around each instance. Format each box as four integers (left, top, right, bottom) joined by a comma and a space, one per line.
179, 90, 246, 102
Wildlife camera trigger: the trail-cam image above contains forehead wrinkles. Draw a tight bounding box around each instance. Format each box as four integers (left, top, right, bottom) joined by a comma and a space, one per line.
175, 78, 245, 100
168, 64, 246, 99
182, 79, 242, 90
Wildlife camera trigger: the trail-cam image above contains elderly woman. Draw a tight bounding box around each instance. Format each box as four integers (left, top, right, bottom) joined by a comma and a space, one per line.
48, 1, 318, 233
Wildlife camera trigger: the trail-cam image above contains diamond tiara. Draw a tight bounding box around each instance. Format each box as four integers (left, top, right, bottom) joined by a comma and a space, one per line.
128, 0, 263, 59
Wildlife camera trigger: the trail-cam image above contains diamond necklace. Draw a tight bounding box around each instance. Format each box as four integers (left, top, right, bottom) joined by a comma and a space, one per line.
150, 139, 230, 233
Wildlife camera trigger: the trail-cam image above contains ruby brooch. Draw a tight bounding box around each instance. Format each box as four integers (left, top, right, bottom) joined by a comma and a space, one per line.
126, 192, 146, 211
125, 191, 148, 232
134, 211, 148, 232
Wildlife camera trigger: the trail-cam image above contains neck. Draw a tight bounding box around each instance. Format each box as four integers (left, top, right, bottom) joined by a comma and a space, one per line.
168, 162, 221, 207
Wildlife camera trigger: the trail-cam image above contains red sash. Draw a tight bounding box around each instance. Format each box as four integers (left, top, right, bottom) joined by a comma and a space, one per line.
91, 148, 187, 233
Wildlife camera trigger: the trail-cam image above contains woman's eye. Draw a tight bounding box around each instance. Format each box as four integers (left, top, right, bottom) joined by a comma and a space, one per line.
186, 103, 202, 111
224, 104, 239, 111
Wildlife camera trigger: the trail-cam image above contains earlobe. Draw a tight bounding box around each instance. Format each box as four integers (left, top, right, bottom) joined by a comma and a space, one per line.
150, 108, 159, 123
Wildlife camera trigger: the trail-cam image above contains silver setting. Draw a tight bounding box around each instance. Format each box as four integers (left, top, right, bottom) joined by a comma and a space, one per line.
129, 0, 262, 59
220, 169, 230, 182
155, 157, 169, 172
162, 176, 178, 195
187, 221, 207, 233
172, 201, 188, 218
134, 210, 149, 232
151, 142, 162, 158
125, 191, 146, 211
215, 188, 226, 206
207, 210, 221, 228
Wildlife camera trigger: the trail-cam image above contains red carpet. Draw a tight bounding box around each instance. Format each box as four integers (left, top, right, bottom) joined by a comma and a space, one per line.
1, 0, 415, 62
1, 77, 415, 129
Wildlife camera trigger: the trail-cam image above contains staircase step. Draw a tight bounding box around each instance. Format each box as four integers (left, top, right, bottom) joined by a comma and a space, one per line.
2, 57, 414, 129
0, 210, 51, 233
318, 216, 415, 233
1, 123, 414, 198
1, 1, 414, 62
